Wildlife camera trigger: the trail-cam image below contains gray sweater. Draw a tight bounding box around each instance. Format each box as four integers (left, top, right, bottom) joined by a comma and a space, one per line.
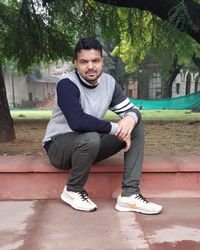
43, 70, 140, 144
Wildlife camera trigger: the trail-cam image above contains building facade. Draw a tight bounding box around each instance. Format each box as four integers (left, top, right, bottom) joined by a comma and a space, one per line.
172, 70, 200, 98
4, 61, 72, 108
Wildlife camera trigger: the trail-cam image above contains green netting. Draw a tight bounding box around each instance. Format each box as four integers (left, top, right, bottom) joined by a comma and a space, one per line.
130, 91, 200, 110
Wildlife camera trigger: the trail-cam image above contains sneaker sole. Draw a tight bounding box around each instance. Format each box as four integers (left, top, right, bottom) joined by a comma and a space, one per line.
115, 204, 162, 215
61, 193, 97, 212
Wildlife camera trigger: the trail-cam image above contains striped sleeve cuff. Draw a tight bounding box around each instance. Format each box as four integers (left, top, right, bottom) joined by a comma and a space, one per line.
109, 122, 118, 134
110, 98, 134, 115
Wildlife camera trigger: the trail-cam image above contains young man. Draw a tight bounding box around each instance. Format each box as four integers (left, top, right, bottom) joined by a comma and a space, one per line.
43, 37, 162, 214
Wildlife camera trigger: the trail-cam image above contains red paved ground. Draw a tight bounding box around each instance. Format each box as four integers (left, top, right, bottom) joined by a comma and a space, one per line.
0, 198, 200, 250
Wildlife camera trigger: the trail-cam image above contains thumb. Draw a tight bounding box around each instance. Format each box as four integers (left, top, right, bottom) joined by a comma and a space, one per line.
124, 139, 131, 152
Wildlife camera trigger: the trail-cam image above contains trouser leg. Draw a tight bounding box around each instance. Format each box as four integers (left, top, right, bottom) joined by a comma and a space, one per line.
47, 132, 101, 192
122, 120, 144, 196
94, 134, 125, 162
94, 120, 144, 196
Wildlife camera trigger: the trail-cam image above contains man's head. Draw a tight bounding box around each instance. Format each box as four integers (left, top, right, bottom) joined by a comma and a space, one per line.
74, 37, 104, 85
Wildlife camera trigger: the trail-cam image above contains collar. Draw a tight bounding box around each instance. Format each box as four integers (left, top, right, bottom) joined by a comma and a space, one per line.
75, 70, 100, 89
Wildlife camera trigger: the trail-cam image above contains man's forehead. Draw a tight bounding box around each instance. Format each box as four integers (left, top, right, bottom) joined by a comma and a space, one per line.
76, 49, 102, 59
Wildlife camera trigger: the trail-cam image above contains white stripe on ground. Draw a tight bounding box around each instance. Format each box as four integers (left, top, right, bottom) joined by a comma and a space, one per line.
117, 212, 149, 249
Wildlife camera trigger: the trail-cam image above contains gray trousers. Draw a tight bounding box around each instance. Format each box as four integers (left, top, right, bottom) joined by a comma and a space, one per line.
47, 120, 144, 196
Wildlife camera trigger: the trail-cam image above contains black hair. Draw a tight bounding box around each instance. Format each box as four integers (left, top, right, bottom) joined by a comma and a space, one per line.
75, 37, 103, 58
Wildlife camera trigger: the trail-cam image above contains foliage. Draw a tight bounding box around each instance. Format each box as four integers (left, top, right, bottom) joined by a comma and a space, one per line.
0, 0, 75, 73
1, 0, 200, 83
109, 6, 200, 85
0, 0, 121, 73
168, 0, 199, 33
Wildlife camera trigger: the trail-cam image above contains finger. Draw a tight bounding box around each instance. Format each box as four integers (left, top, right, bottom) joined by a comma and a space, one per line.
115, 124, 123, 136
124, 140, 131, 152
117, 132, 128, 141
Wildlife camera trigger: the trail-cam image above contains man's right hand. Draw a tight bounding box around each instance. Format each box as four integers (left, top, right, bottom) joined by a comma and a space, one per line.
123, 135, 131, 152
115, 115, 136, 141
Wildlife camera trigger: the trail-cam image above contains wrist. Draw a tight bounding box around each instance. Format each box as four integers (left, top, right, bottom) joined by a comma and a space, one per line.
124, 113, 138, 124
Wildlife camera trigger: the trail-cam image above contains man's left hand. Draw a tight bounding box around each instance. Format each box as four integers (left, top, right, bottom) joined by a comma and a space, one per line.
115, 115, 136, 142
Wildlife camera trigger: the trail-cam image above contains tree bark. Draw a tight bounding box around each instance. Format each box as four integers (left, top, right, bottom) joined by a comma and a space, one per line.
0, 66, 16, 142
163, 56, 182, 98
95, 0, 200, 44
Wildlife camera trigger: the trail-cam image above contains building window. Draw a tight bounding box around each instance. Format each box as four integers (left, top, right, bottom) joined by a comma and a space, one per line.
29, 92, 33, 101
176, 83, 180, 94
149, 72, 162, 99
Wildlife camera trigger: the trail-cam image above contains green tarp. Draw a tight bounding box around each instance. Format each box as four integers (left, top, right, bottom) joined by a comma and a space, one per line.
130, 91, 200, 110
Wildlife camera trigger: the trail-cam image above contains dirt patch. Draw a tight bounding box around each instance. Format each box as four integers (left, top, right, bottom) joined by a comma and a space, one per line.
0, 120, 200, 156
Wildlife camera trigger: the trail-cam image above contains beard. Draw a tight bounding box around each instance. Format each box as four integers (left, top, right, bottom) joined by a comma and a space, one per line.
83, 69, 103, 84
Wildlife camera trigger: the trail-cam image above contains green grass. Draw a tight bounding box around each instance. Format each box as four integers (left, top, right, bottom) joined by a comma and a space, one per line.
140, 110, 200, 121
10, 109, 200, 121
11, 109, 52, 120
104, 110, 200, 121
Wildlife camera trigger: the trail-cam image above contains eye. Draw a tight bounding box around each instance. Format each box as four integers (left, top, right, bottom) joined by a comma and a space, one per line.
93, 59, 100, 63
80, 60, 87, 64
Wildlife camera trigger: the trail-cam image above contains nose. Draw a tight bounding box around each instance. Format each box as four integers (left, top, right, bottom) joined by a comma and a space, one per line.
88, 61, 94, 69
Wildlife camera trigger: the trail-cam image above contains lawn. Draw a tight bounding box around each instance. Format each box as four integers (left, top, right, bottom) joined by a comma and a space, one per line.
10, 109, 200, 121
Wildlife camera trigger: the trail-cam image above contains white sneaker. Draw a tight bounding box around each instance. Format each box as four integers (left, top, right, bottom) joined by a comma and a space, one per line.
115, 194, 163, 214
61, 187, 97, 212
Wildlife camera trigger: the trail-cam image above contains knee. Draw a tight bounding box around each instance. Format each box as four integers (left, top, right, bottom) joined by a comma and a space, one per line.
77, 132, 101, 152
85, 132, 101, 147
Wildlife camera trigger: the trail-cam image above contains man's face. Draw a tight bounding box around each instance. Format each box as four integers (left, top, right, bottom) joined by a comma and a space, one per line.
75, 49, 103, 85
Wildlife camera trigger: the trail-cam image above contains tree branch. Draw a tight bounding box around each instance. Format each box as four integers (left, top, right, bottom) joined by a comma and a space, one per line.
94, 0, 200, 44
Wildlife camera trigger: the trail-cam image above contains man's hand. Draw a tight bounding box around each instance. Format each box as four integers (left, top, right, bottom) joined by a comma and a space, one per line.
115, 115, 136, 151
115, 115, 136, 141
123, 135, 131, 152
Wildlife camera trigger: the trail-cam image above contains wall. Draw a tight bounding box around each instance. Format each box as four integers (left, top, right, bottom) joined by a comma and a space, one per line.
172, 70, 200, 98
4, 71, 28, 107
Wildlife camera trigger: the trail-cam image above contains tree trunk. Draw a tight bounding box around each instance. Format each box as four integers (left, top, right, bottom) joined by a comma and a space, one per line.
95, 0, 200, 44
163, 56, 182, 98
0, 66, 16, 142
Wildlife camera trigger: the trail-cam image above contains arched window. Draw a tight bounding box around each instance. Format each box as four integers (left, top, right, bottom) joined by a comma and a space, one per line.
186, 73, 191, 95
176, 83, 180, 94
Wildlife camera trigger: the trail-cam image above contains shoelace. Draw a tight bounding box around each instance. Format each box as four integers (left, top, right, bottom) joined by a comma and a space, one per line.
135, 194, 148, 203
78, 190, 89, 201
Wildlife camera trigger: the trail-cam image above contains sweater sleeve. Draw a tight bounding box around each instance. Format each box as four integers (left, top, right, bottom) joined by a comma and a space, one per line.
109, 82, 141, 123
57, 78, 113, 133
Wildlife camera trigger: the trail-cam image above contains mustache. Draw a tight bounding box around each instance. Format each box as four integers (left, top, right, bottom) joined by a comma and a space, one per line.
86, 70, 96, 73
